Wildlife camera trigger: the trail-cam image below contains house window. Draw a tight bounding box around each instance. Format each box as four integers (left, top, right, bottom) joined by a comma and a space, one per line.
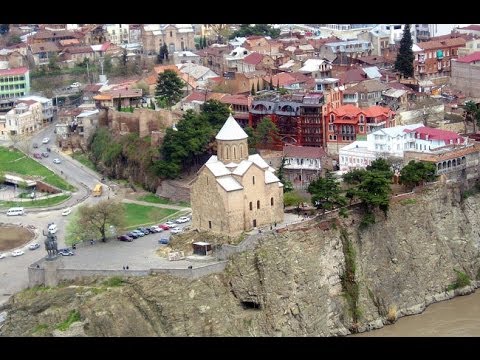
253, 176, 255, 185
271, 197, 274, 206
330, 114, 335, 122
257, 200, 260, 209
208, 221, 212, 229
249, 202, 253, 210
170, 31, 173, 37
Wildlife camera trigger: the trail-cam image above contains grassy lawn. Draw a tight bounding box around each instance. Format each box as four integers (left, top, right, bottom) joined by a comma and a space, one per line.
0, 147, 75, 191
137, 193, 190, 207
0, 194, 71, 209
122, 203, 178, 229
71, 152, 96, 171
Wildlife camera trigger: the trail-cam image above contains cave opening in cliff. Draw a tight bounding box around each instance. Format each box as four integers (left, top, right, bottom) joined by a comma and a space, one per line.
241, 301, 262, 310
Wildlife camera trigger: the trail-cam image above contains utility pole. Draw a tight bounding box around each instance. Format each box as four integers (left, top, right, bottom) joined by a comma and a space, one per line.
86, 61, 90, 84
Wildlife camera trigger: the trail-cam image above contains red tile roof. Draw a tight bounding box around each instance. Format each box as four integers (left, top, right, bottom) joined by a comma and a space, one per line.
83, 84, 102, 93
29, 42, 60, 54
407, 126, 464, 144
341, 68, 367, 84
220, 94, 249, 106
417, 37, 466, 51
0, 67, 29, 76
283, 145, 327, 159
263, 72, 305, 87
364, 105, 394, 118
63, 46, 93, 54
243, 52, 264, 65
458, 25, 480, 32
184, 91, 226, 103
332, 104, 364, 117
456, 51, 480, 63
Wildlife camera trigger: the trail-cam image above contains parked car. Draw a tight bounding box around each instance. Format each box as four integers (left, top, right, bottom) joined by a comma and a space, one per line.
176, 216, 190, 223
58, 249, 74, 256
41, 152, 49, 158
158, 238, 170, 245
165, 221, 176, 227
33, 143, 38, 148
53, 158, 61, 164
126, 232, 139, 239
70, 82, 82, 88
0, 253, 6, 259
159, 224, 170, 230
33, 152, 42, 159
137, 227, 150, 235
28, 243, 40, 250
11, 249, 25, 257
149, 225, 162, 233
131, 230, 145, 237
42, 137, 50, 144
61, 208, 72, 216
117, 235, 133, 242
170, 227, 182, 234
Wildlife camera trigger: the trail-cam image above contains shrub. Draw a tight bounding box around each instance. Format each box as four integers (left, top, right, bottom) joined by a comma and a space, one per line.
447, 269, 471, 291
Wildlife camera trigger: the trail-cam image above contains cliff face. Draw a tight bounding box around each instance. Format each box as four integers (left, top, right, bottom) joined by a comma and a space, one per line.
1, 184, 480, 336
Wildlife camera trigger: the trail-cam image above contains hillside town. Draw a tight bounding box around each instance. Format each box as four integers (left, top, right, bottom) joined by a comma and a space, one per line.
1, 23, 480, 337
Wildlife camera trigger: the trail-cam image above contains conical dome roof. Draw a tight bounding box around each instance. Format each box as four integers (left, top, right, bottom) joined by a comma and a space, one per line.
215, 115, 248, 141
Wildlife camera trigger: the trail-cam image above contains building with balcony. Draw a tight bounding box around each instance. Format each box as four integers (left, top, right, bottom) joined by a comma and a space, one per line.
413, 37, 466, 79
342, 79, 388, 107
19, 95, 54, 124
326, 104, 396, 155
5, 100, 42, 136
319, 40, 373, 65
0, 67, 30, 100
28, 42, 61, 66
282, 145, 331, 189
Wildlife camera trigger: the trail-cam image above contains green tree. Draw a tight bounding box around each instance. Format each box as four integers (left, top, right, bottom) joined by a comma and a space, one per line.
244, 126, 257, 150
342, 168, 367, 185
308, 171, 347, 214
202, 35, 207, 48
256, 81, 260, 92
254, 117, 279, 147
155, 69, 184, 108
276, 78, 280, 90
48, 53, 60, 71
356, 171, 392, 216
103, 55, 113, 74
464, 100, 480, 133
230, 24, 281, 39
399, 160, 437, 190
200, 100, 231, 129
284, 190, 308, 210
6, 34, 21, 46
276, 157, 293, 193
395, 24, 414, 78
251, 83, 256, 95
68, 200, 126, 242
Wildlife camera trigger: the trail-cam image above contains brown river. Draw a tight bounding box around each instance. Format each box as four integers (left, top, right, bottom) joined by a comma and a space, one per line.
353, 290, 480, 336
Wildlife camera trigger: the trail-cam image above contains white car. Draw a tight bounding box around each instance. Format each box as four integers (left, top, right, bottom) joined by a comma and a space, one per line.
53, 158, 61, 164
170, 227, 182, 234
42, 137, 50, 144
0, 253, 6, 259
176, 216, 190, 223
165, 221, 176, 227
28, 243, 40, 250
11, 249, 25, 257
62, 208, 72, 216
70, 82, 81, 88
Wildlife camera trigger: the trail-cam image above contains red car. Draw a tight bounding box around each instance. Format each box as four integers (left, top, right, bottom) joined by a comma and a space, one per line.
158, 224, 170, 230
33, 152, 42, 159
117, 235, 133, 242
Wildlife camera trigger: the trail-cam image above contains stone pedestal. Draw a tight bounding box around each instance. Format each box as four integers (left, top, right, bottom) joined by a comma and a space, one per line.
44, 257, 63, 287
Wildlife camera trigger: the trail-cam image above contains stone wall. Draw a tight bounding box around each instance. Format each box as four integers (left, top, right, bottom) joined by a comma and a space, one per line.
103, 108, 183, 138
156, 180, 191, 203
451, 61, 480, 98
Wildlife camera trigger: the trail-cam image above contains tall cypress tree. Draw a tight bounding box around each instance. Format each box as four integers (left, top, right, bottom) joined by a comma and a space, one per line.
395, 24, 414, 78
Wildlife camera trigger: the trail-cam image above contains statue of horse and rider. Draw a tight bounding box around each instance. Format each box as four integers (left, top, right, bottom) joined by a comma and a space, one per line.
44, 231, 58, 260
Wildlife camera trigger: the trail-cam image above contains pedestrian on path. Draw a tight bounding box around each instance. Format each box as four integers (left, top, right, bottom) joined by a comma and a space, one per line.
126, 265, 129, 270
123, 266, 125, 270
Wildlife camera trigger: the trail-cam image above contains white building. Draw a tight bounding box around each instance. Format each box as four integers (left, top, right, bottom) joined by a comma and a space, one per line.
339, 123, 423, 171
18, 95, 54, 124
5, 100, 43, 136
173, 51, 200, 65
224, 47, 250, 72
105, 24, 130, 45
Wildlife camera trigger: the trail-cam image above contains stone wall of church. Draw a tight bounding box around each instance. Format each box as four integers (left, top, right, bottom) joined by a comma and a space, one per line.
217, 139, 249, 163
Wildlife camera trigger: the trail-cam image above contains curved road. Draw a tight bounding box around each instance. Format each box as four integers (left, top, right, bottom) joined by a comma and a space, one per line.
0, 120, 105, 305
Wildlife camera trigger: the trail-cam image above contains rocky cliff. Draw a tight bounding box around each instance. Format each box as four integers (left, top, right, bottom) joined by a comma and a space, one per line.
1, 183, 479, 336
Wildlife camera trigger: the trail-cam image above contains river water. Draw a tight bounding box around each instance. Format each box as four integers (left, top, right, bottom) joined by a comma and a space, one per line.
354, 290, 480, 336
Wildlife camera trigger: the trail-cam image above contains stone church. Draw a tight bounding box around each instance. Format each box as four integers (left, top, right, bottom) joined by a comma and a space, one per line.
191, 115, 284, 235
